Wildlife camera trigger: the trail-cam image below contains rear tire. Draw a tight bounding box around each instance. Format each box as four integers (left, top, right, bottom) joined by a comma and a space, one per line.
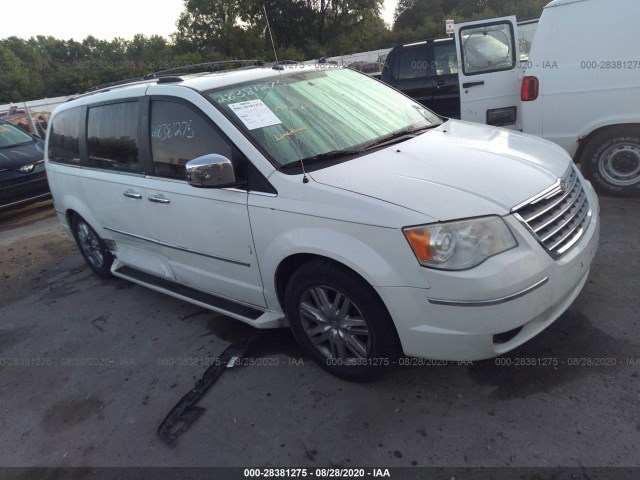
581, 126, 640, 197
284, 260, 399, 381
71, 214, 114, 278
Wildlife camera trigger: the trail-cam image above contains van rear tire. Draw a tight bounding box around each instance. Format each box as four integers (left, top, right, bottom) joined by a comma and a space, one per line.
581, 126, 640, 197
71, 214, 114, 278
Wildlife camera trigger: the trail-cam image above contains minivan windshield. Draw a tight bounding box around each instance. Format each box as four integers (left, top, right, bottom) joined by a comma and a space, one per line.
0, 122, 33, 149
205, 68, 441, 167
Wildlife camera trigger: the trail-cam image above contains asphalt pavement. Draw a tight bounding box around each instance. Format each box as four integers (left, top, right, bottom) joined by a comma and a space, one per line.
0, 197, 638, 472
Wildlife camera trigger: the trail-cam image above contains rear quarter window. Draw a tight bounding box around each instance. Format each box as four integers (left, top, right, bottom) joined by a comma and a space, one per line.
433, 43, 458, 75
48, 107, 82, 164
396, 47, 429, 80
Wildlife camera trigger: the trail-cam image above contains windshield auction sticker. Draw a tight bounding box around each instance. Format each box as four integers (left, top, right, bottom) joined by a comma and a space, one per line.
228, 99, 282, 130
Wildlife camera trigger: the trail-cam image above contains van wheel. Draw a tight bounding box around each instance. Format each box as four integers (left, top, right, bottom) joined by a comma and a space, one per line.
284, 260, 398, 381
71, 215, 114, 278
581, 126, 640, 197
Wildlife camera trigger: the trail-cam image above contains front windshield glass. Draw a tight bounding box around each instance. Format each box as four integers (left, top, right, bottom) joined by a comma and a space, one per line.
205, 68, 441, 167
0, 123, 33, 148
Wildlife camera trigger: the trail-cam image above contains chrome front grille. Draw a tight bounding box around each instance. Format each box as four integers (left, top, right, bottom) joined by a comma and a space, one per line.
513, 166, 592, 258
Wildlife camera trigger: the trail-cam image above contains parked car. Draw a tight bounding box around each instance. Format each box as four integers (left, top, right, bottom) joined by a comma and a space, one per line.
45, 65, 599, 379
0, 120, 50, 211
454, 0, 640, 196
381, 37, 461, 119
381, 20, 538, 121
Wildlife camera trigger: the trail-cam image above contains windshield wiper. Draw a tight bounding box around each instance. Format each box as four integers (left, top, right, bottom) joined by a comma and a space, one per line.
279, 123, 439, 169
280, 148, 363, 169
360, 124, 438, 152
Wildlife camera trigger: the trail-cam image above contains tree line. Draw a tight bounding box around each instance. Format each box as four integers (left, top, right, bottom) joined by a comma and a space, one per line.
0, 0, 549, 103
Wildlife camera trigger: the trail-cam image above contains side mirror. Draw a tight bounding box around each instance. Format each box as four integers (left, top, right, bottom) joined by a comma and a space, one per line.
186, 154, 236, 188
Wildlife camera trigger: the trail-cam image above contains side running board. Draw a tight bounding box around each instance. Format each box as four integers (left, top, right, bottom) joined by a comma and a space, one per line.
113, 265, 264, 321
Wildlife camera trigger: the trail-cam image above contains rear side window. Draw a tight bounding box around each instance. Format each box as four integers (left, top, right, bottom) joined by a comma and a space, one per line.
87, 102, 141, 172
433, 43, 458, 75
150, 100, 232, 180
48, 107, 82, 164
396, 47, 428, 80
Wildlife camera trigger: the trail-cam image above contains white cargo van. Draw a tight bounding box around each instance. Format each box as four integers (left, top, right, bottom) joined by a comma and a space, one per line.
454, 0, 640, 196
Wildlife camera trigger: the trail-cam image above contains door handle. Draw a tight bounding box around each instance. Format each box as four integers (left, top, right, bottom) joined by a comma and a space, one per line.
148, 195, 170, 204
462, 81, 485, 88
123, 191, 142, 199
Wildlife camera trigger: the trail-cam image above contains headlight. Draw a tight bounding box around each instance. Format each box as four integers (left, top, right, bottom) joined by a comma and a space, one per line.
403, 216, 517, 270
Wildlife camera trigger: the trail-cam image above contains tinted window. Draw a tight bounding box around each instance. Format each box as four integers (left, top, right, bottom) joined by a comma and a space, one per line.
48, 107, 81, 164
396, 46, 428, 80
150, 100, 231, 180
87, 102, 140, 172
433, 43, 458, 75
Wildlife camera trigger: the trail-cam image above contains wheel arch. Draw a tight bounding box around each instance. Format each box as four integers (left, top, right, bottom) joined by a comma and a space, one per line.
275, 253, 404, 356
574, 122, 640, 164
276, 253, 392, 313
59, 193, 109, 242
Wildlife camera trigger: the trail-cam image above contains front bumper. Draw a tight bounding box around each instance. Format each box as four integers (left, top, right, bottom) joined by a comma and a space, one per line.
377, 184, 600, 361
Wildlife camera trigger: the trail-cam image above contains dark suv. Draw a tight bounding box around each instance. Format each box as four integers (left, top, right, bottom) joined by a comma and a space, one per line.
0, 120, 50, 210
381, 37, 460, 119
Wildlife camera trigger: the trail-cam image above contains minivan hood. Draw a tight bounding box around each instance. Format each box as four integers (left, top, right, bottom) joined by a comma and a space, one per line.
309, 120, 571, 221
0, 139, 44, 170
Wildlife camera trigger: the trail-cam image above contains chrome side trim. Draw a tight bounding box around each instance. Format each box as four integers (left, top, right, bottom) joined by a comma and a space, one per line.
103, 227, 251, 267
428, 277, 549, 307
47, 161, 147, 178
248, 190, 278, 197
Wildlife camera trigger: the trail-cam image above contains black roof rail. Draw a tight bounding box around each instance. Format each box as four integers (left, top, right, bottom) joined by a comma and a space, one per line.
79, 59, 267, 96
86, 76, 150, 92
74, 59, 302, 100
144, 59, 265, 78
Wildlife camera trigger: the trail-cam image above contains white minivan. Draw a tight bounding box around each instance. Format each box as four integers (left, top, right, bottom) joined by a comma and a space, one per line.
454, 0, 640, 196
45, 65, 599, 379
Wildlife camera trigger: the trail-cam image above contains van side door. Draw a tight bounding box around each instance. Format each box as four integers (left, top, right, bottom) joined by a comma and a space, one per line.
454, 16, 522, 129
430, 39, 461, 119
141, 91, 267, 309
79, 97, 172, 278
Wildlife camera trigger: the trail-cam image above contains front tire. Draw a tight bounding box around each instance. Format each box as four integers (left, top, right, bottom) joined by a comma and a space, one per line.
71, 214, 114, 278
284, 260, 399, 380
581, 126, 640, 197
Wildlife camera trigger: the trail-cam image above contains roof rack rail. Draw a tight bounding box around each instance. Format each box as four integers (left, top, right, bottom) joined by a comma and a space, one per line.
79, 59, 268, 96
75, 59, 302, 100
144, 59, 265, 78
85, 76, 148, 92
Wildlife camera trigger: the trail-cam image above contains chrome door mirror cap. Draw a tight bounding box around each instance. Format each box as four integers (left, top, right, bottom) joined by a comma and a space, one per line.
186, 154, 236, 188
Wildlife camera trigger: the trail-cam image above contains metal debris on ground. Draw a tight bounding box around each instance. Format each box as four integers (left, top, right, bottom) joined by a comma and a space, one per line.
157, 336, 256, 446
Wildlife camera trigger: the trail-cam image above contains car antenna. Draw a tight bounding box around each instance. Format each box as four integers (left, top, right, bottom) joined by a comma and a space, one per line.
263, 4, 309, 184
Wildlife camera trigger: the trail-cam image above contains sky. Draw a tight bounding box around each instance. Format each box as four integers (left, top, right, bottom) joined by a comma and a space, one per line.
1, 0, 398, 42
